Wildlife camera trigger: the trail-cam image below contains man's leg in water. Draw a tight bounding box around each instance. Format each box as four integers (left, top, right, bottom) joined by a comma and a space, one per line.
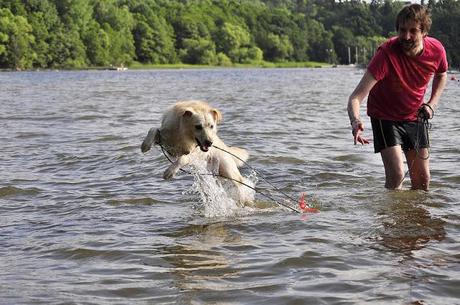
405, 148, 430, 191
380, 145, 405, 190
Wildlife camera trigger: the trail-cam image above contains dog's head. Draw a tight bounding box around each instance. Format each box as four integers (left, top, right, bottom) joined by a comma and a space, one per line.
180, 106, 222, 152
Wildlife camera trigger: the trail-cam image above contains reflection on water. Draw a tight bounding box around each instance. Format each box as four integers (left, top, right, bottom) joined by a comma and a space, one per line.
371, 191, 451, 305
375, 192, 446, 255
161, 222, 240, 297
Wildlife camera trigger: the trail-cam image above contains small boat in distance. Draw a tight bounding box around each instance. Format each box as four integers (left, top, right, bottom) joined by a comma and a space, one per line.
109, 64, 128, 71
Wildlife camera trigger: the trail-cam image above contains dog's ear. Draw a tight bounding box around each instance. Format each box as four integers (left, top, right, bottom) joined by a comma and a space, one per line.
211, 109, 222, 124
178, 108, 194, 118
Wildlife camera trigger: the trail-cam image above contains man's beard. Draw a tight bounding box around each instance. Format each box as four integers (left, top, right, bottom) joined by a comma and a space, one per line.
400, 39, 415, 51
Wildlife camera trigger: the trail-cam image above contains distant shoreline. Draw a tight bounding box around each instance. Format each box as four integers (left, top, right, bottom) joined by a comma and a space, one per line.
128, 61, 331, 69
0, 61, 335, 72
3, 64, 458, 73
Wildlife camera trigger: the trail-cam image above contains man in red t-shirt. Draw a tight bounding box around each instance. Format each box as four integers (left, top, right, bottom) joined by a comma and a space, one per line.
347, 4, 448, 191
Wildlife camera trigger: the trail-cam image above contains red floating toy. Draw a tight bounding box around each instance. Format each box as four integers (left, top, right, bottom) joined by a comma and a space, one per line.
299, 192, 319, 213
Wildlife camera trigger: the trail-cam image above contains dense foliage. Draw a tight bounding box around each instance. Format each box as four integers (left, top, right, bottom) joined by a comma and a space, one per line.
0, 0, 459, 70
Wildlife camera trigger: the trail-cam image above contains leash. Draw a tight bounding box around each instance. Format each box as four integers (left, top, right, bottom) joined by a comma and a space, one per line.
414, 104, 432, 160
155, 134, 315, 213
212, 145, 303, 206
398, 104, 433, 186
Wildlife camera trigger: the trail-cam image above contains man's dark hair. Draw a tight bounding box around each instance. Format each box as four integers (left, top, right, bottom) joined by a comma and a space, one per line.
395, 4, 432, 33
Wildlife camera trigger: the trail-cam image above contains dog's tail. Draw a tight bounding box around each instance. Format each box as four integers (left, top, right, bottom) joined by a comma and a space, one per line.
226, 146, 249, 167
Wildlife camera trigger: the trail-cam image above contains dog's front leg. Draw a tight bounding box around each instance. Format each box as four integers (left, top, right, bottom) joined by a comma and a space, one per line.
163, 155, 190, 180
218, 157, 249, 203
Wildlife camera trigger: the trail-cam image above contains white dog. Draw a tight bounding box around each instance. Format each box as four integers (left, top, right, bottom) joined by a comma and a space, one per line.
141, 100, 250, 201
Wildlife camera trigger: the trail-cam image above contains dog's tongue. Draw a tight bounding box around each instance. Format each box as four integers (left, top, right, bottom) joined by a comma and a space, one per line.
196, 138, 211, 152
201, 143, 210, 152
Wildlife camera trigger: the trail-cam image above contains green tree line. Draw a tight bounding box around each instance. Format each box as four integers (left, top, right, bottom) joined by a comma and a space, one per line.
1, 0, 459, 70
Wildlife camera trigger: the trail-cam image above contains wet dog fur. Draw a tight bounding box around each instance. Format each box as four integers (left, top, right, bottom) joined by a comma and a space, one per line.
141, 100, 249, 201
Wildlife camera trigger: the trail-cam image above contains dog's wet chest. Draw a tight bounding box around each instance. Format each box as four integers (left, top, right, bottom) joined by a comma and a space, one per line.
159, 131, 195, 156
167, 145, 193, 157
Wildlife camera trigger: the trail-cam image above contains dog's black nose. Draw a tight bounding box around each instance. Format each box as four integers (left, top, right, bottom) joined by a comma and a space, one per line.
204, 140, 213, 148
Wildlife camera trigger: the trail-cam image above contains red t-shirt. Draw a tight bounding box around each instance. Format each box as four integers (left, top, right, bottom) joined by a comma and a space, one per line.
367, 36, 448, 121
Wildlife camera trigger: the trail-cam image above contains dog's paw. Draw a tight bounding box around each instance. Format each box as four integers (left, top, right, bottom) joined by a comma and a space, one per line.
163, 167, 177, 180
141, 128, 158, 153
141, 140, 152, 153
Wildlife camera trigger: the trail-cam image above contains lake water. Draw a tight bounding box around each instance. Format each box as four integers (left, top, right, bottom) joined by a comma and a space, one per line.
1, 68, 459, 305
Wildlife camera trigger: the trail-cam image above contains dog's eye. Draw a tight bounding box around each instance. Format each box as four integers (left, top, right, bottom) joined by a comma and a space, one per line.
210, 125, 214, 129
195, 125, 203, 130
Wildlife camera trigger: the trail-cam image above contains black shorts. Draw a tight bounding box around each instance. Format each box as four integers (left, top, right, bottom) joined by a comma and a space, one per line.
370, 118, 430, 153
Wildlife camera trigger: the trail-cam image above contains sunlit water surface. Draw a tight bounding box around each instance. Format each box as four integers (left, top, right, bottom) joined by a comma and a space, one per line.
1, 68, 459, 304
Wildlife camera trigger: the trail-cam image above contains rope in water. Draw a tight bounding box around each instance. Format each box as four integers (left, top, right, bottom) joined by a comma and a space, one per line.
158, 143, 303, 213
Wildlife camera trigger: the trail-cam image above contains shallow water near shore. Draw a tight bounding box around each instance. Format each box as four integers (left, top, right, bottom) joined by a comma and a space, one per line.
1, 68, 459, 304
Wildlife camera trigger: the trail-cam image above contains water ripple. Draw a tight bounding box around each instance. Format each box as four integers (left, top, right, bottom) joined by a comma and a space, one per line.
0, 68, 459, 305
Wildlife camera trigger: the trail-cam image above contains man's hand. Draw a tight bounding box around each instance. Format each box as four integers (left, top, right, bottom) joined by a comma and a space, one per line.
418, 103, 434, 120
351, 120, 370, 145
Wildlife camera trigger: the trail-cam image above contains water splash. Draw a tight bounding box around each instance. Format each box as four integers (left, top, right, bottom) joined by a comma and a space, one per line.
186, 157, 257, 217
